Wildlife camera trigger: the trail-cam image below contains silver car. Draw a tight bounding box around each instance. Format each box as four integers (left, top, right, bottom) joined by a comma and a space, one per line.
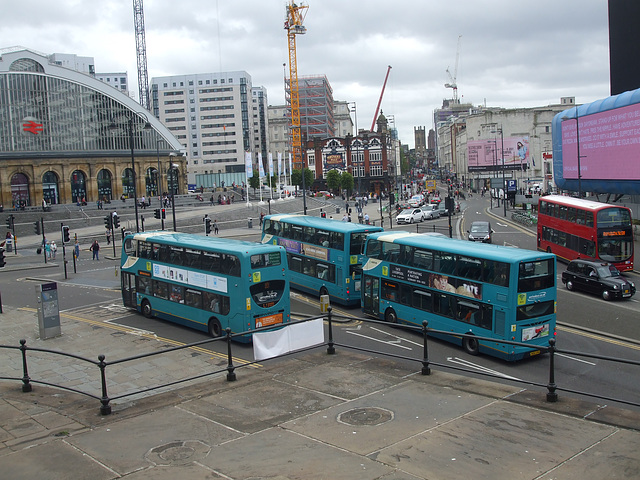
420, 204, 441, 219
396, 208, 424, 224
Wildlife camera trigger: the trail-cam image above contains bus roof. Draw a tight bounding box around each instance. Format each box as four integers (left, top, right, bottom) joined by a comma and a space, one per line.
129, 231, 284, 255
539, 195, 629, 212
367, 231, 552, 263
265, 214, 384, 234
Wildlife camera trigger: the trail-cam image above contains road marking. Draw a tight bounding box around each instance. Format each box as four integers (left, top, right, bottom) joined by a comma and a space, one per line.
17, 306, 259, 368
345, 330, 413, 350
447, 357, 522, 381
555, 353, 596, 365
368, 326, 423, 347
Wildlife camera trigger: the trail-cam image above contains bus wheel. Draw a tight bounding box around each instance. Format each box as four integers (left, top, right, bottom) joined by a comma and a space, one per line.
208, 318, 223, 338
385, 308, 398, 324
463, 335, 480, 356
141, 300, 153, 319
546, 247, 552, 254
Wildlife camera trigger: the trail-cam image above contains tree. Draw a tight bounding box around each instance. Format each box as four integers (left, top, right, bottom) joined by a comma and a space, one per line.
248, 170, 260, 193
291, 168, 314, 191
340, 171, 354, 195
326, 169, 341, 194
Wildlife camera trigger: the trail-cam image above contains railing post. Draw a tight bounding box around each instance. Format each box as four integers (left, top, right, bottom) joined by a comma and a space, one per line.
19, 339, 32, 392
326, 307, 335, 354
546, 338, 558, 402
421, 321, 431, 375
225, 328, 236, 381
98, 354, 112, 415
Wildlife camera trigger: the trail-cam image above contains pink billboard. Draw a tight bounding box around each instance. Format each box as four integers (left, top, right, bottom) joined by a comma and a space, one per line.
467, 136, 529, 171
561, 103, 640, 180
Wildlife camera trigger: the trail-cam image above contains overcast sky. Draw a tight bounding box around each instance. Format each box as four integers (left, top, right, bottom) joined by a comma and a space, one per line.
2, 0, 611, 147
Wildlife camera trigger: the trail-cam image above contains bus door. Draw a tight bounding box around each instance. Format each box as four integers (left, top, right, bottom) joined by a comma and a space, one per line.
362, 275, 380, 315
121, 272, 137, 309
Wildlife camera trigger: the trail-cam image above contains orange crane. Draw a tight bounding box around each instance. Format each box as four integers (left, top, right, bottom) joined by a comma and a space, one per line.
284, 1, 309, 168
370, 65, 392, 132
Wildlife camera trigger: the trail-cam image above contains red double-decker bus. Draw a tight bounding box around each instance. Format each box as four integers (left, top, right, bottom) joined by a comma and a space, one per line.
537, 195, 634, 272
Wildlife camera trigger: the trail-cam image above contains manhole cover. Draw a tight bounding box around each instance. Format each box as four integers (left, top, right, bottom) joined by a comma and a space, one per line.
338, 407, 393, 426
145, 440, 210, 466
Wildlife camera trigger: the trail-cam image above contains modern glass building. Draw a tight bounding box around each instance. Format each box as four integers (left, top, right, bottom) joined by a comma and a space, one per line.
0, 47, 185, 208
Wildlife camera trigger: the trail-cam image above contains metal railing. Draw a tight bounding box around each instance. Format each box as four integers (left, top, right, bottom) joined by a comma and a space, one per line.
2, 309, 639, 415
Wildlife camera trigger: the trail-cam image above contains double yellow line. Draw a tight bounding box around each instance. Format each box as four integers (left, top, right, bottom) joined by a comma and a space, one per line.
19, 307, 259, 367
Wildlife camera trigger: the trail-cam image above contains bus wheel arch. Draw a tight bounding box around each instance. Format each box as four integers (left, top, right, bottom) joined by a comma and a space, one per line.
319, 286, 329, 301
384, 307, 398, 324
141, 299, 153, 319
462, 334, 480, 356
208, 318, 223, 337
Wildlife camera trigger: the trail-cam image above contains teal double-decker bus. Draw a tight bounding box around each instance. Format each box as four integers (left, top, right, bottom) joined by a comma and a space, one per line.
121, 231, 290, 340
261, 214, 383, 306
362, 232, 556, 361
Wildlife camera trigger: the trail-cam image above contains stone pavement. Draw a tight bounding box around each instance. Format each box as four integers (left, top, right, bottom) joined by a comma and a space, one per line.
1, 306, 640, 480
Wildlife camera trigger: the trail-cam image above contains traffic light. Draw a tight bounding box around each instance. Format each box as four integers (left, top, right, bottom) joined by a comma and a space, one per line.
34, 221, 41, 235
204, 217, 212, 235
62, 225, 70, 244
112, 214, 120, 229
104, 214, 112, 230
154, 209, 161, 219
0, 247, 5, 268
161, 208, 166, 219
390, 193, 395, 205
5, 215, 13, 229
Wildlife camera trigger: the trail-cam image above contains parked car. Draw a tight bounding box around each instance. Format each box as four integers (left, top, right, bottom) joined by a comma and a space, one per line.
561, 259, 636, 300
467, 221, 493, 243
420, 204, 441, 219
396, 208, 424, 224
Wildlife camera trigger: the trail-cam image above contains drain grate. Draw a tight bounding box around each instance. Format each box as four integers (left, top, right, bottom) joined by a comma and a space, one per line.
337, 407, 393, 426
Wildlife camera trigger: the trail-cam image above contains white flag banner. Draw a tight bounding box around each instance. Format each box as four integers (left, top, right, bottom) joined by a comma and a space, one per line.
288, 153, 293, 176
245, 151, 253, 178
277, 152, 283, 177
258, 152, 265, 178
268, 152, 274, 178
252, 318, 325, 361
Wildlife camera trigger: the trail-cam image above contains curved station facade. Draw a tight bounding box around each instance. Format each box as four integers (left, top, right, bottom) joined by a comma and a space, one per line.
0, 48, 185, 208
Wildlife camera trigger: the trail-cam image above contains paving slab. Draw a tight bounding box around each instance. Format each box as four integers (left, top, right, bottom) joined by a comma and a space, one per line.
373, 400, 618, 480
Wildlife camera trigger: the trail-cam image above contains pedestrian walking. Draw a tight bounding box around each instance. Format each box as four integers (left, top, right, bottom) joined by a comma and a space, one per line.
90, 240, 100, 260
50, 241, 57, 259
44, 241, 51, 259
213, 220, 219, 235
106, 229, 111, 245
74, 240, 80, 259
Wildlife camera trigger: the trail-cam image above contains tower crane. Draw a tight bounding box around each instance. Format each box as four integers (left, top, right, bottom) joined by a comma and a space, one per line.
370, 65, 392, 132
284, 1, 308, 168
133, 0, 150, 110
444, 35, 462, 103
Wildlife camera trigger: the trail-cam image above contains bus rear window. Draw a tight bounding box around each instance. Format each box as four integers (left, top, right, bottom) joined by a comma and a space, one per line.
518, 259, 554, 292
251, 252, 282, 268
516, 300, 555, 321
250, 280, 286, 308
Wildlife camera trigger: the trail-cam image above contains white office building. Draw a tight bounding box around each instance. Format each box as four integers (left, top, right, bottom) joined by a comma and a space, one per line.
152, 71, 260, 182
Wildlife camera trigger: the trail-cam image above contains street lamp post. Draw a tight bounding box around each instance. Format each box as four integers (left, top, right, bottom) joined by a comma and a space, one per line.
110, 112, 151, 233
500, 126, 507, 217
349, 102, 361, 195
169, 155, 178, 231
156, 139, 162, 199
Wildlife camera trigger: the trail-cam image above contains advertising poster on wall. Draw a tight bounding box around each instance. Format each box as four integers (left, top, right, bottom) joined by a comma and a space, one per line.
468, 136, 529, 172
